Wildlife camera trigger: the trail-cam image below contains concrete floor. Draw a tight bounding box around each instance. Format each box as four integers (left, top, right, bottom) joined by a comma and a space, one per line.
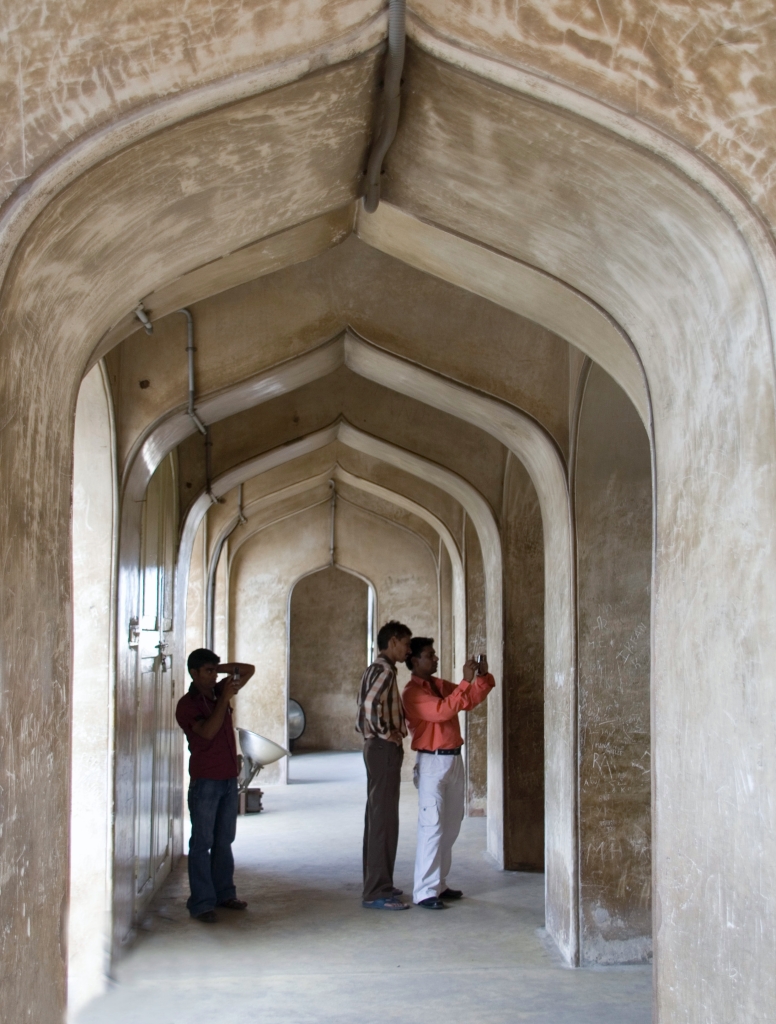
76, 752, 652, 1024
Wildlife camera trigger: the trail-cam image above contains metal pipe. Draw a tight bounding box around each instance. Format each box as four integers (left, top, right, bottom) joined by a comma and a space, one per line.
363, 0, 406, 213
329, 479, 336, 565
134, 302, 153, 335
177, 308, 207, 436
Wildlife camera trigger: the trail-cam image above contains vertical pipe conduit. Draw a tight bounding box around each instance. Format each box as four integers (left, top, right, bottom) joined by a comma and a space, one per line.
362, 0, 406, 213
329, 479, 336, 566
177, 308, 221, 505
178, 308, 207, 436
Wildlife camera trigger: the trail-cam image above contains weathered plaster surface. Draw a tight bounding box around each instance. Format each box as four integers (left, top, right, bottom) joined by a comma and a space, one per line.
410, 1, 776, 227
385, 47, 776, 1015
230, 504, 331, 783
110, 237, 570, 471
230, 498, 438, 782
290, 566, 368, 753
575, 363, 652, 966
0, 0, 381, 206
3, 15, 775, 1020
0, 52, 379, 398
69, 365, 115, 1018
501, 453, 545, 873
178, 366, 509, 521
185, 516, 207, 657
463, 514, 488, 816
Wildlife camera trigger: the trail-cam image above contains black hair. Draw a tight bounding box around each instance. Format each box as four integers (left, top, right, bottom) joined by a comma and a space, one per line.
187, 648, 221, 674
405, 636, 434, 671
376, 620, 412, 652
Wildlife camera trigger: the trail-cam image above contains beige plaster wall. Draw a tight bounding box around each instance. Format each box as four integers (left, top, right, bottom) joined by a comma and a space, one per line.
229, 496, 439, 783
334, 500, 439, 783
464, 513, 488, 815
501, 454, 544, 873
0, 0, 382, 209
69, 365, 115, 1018
213, 538, 229, 657
438, 541, 454, 682
4, 2, 772, 256
384, 51, 776, 997
112, 238, 570, 472
230, 505, 330, 783
410, 2, 776, 229
177, 366, 509, 526
185, 516, 207, 657
575, 364, 652, 966
2, 11, 774, 1018
289, 566, 369, 752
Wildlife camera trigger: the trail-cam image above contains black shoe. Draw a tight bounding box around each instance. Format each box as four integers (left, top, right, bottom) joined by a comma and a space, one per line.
194, 910, 218, 923
217, 898, 248, 910
439, 888, 463, 900
417, 897, 446, 909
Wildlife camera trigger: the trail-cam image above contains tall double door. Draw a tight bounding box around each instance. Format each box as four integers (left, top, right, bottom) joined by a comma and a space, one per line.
134, 455, 179, 915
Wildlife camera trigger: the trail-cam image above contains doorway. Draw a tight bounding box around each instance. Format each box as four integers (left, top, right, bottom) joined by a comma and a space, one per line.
288, 566, 373, 753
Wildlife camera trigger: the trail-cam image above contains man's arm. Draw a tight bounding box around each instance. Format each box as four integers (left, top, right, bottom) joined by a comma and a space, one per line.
403, 681, 475, 723
191, 677, 239, 741
403, 662, 495, 724
217, 662, 255, 689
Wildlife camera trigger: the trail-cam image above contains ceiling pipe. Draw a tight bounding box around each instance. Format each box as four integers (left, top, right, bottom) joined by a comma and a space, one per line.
177, 308, 207, 436
177, 307, 222, 504
134, 301, 153, 335
362, 0, 406, 213
329, 479, 336, 565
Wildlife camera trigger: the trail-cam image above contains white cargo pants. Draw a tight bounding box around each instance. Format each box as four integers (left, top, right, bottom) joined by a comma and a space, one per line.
413, 752, 465, 903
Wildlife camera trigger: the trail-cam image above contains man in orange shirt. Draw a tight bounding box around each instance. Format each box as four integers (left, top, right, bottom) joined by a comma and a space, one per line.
402, 637, 495, 909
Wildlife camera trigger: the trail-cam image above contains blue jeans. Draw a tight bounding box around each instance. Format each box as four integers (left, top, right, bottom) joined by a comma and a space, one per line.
187, 778, 238, 916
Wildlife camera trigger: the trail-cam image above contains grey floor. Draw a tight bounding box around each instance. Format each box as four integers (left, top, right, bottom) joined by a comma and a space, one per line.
77, 752, 651, 1024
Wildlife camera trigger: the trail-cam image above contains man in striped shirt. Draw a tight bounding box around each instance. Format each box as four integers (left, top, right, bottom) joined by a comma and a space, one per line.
356, 620, 413, 910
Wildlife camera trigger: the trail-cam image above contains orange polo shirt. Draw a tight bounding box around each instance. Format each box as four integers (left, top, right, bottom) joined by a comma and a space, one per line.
402, 673, 495, 751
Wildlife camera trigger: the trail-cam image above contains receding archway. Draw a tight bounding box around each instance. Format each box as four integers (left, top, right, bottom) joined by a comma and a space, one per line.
289, 566, 370, 754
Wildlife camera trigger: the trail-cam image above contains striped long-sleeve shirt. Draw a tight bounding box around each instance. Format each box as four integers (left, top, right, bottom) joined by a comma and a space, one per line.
355, 654, 407, 745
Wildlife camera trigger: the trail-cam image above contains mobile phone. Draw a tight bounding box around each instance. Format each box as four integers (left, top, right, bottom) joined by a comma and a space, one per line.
476, 654, 485, 669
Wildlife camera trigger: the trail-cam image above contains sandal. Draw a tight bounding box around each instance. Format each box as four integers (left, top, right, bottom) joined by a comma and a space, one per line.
361, 897, 409, 910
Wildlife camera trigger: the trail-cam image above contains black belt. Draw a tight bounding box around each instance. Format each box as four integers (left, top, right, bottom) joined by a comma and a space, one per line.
417, 747, 461, 756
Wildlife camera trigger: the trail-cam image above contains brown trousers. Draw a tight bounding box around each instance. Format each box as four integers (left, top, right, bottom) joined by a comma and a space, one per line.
362, 737, 404, 901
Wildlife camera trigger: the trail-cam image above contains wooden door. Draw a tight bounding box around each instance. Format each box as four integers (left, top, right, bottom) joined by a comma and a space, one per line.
134, 454, 178, 916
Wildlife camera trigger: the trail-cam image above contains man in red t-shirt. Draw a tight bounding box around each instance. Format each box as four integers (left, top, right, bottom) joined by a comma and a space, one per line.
176, 648, 255, 923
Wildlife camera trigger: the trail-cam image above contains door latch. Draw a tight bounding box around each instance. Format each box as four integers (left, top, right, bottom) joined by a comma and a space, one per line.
156, 640, 169, 671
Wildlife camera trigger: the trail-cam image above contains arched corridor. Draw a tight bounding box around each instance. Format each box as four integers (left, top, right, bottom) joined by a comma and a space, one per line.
2, 4, 775, 1023
74, 754, 652, 1024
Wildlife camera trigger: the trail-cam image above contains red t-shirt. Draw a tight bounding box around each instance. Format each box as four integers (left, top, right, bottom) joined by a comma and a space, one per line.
176, 682, 239, 780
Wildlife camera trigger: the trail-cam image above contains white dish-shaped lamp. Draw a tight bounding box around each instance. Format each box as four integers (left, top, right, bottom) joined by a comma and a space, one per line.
238, 728, 289, 767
